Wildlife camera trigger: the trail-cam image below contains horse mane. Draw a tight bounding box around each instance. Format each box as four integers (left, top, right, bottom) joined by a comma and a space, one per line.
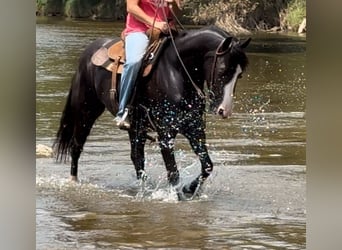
205, 25, 232, 37
178, 25, 232, 39
174, 25, 249, 70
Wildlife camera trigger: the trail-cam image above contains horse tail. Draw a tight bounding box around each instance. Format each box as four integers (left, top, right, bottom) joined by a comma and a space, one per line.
53, 73, 77, 162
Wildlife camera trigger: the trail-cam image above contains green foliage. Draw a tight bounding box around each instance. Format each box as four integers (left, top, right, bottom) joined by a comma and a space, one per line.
64, 0, 97, 18
36, 0, 63, 15
284, 0, 306, 30
47, 0, 63, 13
36, 0, 47, 7
36, 0, 119, 18
36, 0, 47, 14
36, 0, 306, 33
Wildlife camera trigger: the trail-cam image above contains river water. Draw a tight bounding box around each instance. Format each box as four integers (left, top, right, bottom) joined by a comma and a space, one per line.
36, 17, 306, 249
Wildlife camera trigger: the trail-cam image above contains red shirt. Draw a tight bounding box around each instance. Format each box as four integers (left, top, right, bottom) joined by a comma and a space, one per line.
124, 0, 172, 35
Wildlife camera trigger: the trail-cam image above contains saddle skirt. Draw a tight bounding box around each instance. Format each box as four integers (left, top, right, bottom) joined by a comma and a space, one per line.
91, 39, 125, 74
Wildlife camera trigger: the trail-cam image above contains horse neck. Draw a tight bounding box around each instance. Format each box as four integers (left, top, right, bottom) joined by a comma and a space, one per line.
169, 29, 224, 92
175, 29, 224, 57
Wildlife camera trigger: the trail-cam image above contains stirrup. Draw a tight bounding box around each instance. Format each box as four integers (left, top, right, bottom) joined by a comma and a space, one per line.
117, 120, 130, 130
121, 108, 129, 121
115, 108, 130, 130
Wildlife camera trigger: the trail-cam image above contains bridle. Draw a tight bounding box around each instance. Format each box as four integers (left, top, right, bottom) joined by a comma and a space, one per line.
167, 35, 234, 100
157, 1, 234, 100
207, 38, 234, 97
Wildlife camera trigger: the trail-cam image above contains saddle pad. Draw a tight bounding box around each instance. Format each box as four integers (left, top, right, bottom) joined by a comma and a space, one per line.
91, 47, 108, 66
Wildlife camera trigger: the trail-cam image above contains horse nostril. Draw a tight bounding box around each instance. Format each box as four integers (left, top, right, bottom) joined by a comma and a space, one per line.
218, 108, 224, 115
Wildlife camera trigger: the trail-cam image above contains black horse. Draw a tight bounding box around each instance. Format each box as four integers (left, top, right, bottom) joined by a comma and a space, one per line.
54, 25, 251, 197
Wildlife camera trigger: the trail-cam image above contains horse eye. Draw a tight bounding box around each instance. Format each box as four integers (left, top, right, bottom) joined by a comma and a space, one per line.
238, 73, 243, 79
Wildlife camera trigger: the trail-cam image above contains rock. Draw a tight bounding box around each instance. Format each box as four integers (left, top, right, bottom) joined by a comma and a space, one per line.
36, 144, 53, 158
298, 18, 306, 34
267, 26, 281, 33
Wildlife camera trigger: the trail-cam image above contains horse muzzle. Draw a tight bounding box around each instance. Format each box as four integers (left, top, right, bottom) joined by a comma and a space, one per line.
213, 65, 242, 119
216, 104, 233, 119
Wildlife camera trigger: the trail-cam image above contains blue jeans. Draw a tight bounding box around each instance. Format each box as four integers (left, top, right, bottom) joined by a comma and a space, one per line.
117, 32, 149, 117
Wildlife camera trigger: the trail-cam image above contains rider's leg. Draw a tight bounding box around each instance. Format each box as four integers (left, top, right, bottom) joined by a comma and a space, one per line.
115, 32, 149, 128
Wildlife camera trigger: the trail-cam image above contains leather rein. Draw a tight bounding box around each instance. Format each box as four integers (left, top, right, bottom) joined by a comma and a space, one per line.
207, 39, 233, 97
159, 1, 233, 99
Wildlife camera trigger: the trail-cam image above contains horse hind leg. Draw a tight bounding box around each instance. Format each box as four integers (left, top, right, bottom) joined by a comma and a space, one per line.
70, 108, 105, 181
54, 85, 86, 181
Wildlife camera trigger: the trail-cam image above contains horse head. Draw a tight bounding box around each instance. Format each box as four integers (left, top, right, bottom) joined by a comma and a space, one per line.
205, 33, 251, 118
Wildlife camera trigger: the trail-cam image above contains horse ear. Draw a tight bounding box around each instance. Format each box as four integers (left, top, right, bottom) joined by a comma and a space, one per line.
239, 38, 251, 49
218, 37, 233, 53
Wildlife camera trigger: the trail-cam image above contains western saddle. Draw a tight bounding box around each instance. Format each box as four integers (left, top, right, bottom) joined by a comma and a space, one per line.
91, 28, 171, 103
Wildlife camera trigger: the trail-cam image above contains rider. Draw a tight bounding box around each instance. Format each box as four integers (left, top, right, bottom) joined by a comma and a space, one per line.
114, 0, 182, 129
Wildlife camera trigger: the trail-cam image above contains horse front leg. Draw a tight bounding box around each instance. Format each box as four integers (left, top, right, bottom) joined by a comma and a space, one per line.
182, 122, 213, 195
128, 121, 148, 180
158, 131, 179, 186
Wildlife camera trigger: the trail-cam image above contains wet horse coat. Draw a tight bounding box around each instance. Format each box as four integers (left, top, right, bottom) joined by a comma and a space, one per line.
54, 25, 250, 197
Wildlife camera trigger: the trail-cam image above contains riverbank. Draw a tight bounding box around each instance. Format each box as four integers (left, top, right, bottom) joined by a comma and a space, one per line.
36, 0, 306, 34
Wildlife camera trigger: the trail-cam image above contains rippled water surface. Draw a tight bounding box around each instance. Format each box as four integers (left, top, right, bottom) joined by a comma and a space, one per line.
36, 17, 306, 249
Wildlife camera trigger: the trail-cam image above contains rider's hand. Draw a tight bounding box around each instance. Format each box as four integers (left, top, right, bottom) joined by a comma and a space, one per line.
155, 21, 169, 34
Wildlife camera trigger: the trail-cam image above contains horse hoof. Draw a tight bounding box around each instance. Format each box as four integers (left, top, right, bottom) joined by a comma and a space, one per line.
70, 176, 78, 182
180, 176, 203, 200
182, 184, 196, 196
178, 185, 200, 201
168, 170, 180, 186
137, 170, 148, 181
